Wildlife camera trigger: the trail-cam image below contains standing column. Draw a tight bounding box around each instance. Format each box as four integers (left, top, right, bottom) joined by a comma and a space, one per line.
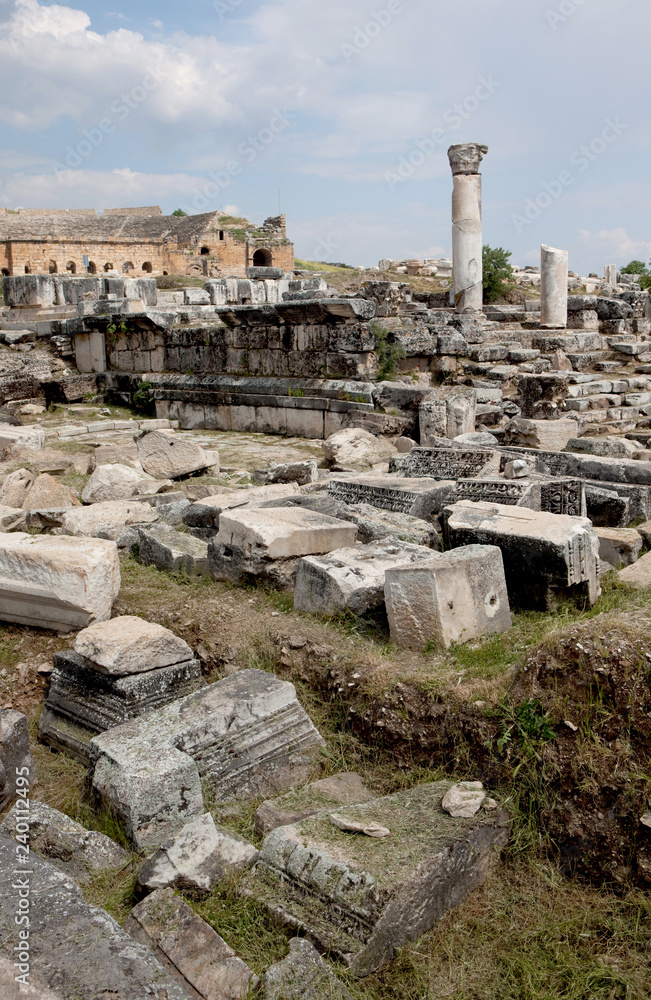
604, 264, 617, 286
448, 143, 488, 313
540, 244, 568, 329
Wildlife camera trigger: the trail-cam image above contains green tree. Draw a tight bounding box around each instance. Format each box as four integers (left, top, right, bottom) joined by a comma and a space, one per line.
482, 245, 514, 303
171, 208, 188, 217
620, 260, 647, 274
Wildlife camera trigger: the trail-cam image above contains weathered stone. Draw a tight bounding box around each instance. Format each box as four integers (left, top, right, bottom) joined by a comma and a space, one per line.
0, 834, 193, 1000
137, 429, 213, 479
90, 670, 324, 849
394, 435, 417, 453
263, 460, 319, 486
455, 477, 585, 517
74, 615, 193, 676
322, 428, 396, 469
566, 436, 640, 458
441, 781, 486, 818
137, 814, 258, 892
401, 446, 501, 480
540, 244, 568, 329
0, 504, 26, 531
294, 540, 435, 615
255, 772, 375, 837
329, 475, 455, 519
243, 781, 510, 977
342, 502, 440, 547
183, 483, 300, 532
208, 508, 357, 589
82, 463, 159, 503
503, 417, 579, 451
0, 422, 45, 455
125, 887, 258, 1000
0, 801, 129, 885
22, 473, 80, 510
0, 533, 120, 630
636, 519, 651, 545
91, 441, 140, 470
60, 499, 158, 536
448, 144, 488, 313
454, 431, 499, 447
618, 552, 651, 589
419, 386, 477, 443
0, 708, 34, 812
0, 467, 33, 507
264, 938, 353, 1000
384, 545, 511, 650
596, 527, 643, 569
442, 500, 600, 609
138, 524, 210, 576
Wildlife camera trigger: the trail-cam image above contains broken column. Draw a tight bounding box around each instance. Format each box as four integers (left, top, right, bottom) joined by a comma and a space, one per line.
419, 386, 477, 443
448, 142, 488, 313
38, 616, 204, 763
540, 244, 568, 329
604, 264, 618, 286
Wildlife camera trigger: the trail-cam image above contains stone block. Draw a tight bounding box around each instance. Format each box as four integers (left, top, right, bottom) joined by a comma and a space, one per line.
329, 475, 455, 519
503, 417, 579, 451
90, 670, 324, 849
263, 459, 319, 486
138, 524, 210, 577
125, 887, 258, 1000
0, 504, 27, 532
618, 551, 651, 589
74, 615, 194, 675
384, 545, 511, 650
0, 422, 45, 455
60, 499, 158, 537
401, 446, 501, 480
342, 502, 441, 547
0, 834, 193, 1000
137, 814, 258, 892
264, 939, 353, 1000
255, 772, 375, 837
0, 468, 33, 507
596, 527, 643, 568
0, 801, 129, 886
242, 781, 511, 977
81, 463, 160, 503
0, 533, 120, 631
183, 484, 301, 532
322, 428, 397, 470
455, 477, 585, 517
208, 508, 357, 589
419, 386, 476, 444
294, 540, 436, 615
22, 473, 80, 511
441, 500, 600, 609
0, 708, 34, 813
137, 430, 212, 479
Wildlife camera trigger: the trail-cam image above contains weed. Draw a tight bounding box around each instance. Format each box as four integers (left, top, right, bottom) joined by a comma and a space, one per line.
371, 322, 406, 381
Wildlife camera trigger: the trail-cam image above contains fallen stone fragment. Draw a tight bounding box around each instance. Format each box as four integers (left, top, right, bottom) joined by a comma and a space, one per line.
618, 552, 651, 589
0, 801, 129, 885
596, 527, 643, 569
209, 507, 357, 589
0, 708, 34, 812
294, 540, 435, 616
137, 430, 212, 479
343, 502, 440, 547
263, 459, 319, 486
636, 519, 651, 545
322, 428, 397, 469
255, 772, 375, 837
0, 835, 192, 1000
400, 446, 501, 481
91, 441, 141, 470
441, 781, 486, 818
0, 533, 120, 630
385, 545, 511, 650
90, 669, 324, 849
330, 813, 391, 838
125, 887, 258, 1000
567, 436, 641, 458
242, 781, 511, 977
183, 483, 301, 534
442, 500, 601, 609
60, 499, 158, 536
74, 615, 194, 676
81, 463, 158, 503
138, 523, 210, 576
22, 472, 80, 510
419, 385, 476, 443
329, 474, 455, 519
0, 467, 33, 507
264, 938, 353, 1000
503, 416, 579, 451
137, 814, 258, 892
0, 422, 44, 455
0, 504, 26, 531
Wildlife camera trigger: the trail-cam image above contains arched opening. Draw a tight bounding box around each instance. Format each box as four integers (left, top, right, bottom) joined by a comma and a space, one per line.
48, 260, 57, 274
163, 270, 169, 275
142, 261, 153, 273
219, 230, 225, 241
87, 261, 97, 274
103, 262, 114, 272
24, 265, 31, 274
200, 246, 210, 256
66, 261, 77, 274
253, 248, 272, 267
122, 261, 134, 273
1, 268, 9, 276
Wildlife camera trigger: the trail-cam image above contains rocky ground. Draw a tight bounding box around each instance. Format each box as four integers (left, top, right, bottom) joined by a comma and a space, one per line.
0, 392, 649, 999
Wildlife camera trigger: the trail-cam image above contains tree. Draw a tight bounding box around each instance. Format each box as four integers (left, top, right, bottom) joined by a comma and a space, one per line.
620, 260, 647, 274
171, 208, 188, 217
482, 245, 513, 303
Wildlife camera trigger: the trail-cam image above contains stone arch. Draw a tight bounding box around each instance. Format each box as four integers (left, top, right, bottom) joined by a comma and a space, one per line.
142, 261, 153, 273
66, 261, 77, 274
48, 260, 58, 274
200, 246, 210, 255
122, 261, 134, 273
87, 261, 97, 274
252, 248, 272, 267
103, 262, 114, 272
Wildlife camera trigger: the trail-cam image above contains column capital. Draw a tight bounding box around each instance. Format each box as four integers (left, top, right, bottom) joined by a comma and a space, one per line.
448, 143, 489, 176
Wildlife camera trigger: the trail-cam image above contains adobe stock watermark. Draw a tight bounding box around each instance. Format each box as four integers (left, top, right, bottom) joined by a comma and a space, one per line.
212, 0, 246, 21
385, 75, 501, 191
12, 764, 33, 988
546, 0, 590, 31
9, 1, 50, 54
313, 235, 341, 262
511, 117, 628, 234
181, 108, 295, 213
52, 64, 164, 179
341, 0, 411, 60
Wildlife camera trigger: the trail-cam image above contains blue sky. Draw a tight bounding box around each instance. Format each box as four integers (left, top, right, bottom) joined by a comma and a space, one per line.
0, 0, 649, 273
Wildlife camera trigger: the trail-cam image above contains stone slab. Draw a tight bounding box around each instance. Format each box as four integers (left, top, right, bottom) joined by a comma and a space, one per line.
138, 524, 210, 576
385, 545, 512, 649
618, 551, 651, 589
0, 708, 34, 812
0, 533, 120, 631
74, 615, 194, 675
183, 483, 301, 531
242, 781, 511, 977
264, 938, 353, 1000
401, 447, 501, 480
329, 475, 455, 519
90, 669, 324, 849
455, 477, 585, 517
137, 429, 212, 479
596, 527, 643, 569
255, 772, 375, 837
60, 499, 158, 536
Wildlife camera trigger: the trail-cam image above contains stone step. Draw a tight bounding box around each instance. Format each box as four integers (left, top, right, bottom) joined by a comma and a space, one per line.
532, 332, 604, 353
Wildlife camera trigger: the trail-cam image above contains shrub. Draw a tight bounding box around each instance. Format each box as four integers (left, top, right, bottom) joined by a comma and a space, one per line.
483, 245, 515, 303
371, 322, 406, 381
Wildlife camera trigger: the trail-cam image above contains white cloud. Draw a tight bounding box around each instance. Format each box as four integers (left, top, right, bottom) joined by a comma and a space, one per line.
0, 165, 206, 209
577, 228, 651, 266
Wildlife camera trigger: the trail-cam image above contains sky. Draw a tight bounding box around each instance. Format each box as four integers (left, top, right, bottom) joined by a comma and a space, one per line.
0, 0, 649, 273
